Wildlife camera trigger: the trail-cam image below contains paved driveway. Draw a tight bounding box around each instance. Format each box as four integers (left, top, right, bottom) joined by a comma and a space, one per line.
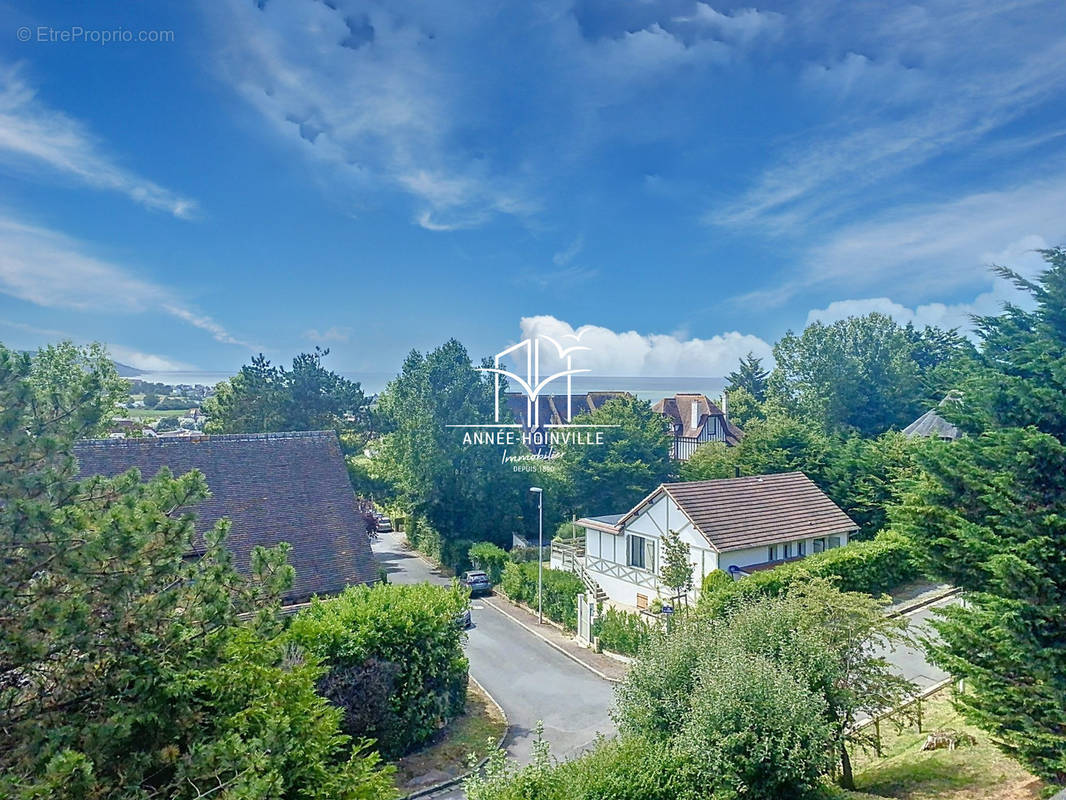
372, 530, 616, 766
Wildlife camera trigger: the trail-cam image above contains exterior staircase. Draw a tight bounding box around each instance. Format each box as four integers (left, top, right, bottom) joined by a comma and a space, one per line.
551, 537, 608, 605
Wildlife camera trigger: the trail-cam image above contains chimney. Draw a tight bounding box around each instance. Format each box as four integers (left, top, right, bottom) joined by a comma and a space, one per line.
721, 392, 728, 420
690, 399, 700, 431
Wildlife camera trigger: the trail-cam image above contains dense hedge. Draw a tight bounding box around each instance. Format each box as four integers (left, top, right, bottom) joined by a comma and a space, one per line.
402, 514, 473, 573
468, 541, 508, 583
499, 562, 584, 630
287, 582, 469, 757
699, 530, 920, 617
593, 607, 652, 657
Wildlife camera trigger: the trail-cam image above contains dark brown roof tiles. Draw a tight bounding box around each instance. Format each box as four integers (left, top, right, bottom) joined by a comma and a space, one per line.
73, 430, 376, 602
660, 472, 858, 552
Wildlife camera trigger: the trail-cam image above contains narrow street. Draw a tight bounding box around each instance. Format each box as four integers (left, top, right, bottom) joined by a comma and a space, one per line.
373, 530, 617, 766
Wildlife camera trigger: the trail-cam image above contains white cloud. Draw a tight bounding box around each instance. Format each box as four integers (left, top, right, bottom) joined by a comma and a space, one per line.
108, 345, 195, 372
0, 213, 258, 350
805, 234, 1050, 333
0, 66, 198, 219
516, 315, 771, 377
304, 326, 352, 343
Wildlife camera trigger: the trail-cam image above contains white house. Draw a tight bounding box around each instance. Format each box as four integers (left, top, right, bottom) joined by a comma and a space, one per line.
652, 393, 744, 460
563, 472, 859, 609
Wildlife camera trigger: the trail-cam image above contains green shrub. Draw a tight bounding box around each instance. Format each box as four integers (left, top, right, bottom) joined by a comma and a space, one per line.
468, 541, 508, 583
554, 520, 581, 540
699, 530, 919, 617
287, 582, 469, 757
700, 568, 733, 595
593, 607, 652, 657
466, 733, 686, 800
499, 562, 584, 630
679, 649, 836, 798
508, 546, 541, 563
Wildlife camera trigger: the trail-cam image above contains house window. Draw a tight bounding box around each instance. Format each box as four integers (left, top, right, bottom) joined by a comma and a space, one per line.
628, 535, 646, 569
813, 538, 826, 553
828, 536, 842, 549
783, 542, 792, 559
798, 540, 806, 557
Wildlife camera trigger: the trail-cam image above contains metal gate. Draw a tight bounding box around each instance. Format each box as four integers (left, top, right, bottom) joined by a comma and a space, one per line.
577, 593, 593, 646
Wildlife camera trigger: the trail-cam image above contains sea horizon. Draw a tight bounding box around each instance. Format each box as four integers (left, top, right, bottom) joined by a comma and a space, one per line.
128, 371, 727, 400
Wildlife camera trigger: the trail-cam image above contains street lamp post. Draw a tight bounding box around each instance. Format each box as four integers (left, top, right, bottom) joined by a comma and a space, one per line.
530, 486, 543, 624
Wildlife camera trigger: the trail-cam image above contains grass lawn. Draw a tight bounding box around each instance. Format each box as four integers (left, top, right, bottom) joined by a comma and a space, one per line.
120, 408, 192, 419
390, 682, 506, 794
844, 689, 1043, 800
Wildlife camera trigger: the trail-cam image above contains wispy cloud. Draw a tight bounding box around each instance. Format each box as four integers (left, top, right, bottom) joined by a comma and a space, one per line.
804, 234, 1051, 334
0, 214, 258, 349
203, 0, 536, 231
708, 3, 1066, 231
0, 66, 198, 219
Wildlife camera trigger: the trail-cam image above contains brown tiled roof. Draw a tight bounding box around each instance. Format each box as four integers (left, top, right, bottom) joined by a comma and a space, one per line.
659, 472, 858, 552
652, 393, 745, 445
505, 391, 630, 428
73, 431, 376, 602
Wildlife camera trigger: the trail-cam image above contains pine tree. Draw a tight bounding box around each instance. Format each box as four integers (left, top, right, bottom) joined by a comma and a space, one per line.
725, 351, 770, 403
895, 248, 1066, 786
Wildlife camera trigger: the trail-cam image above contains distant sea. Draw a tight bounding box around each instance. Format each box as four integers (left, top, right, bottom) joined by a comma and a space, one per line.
131, 371, 726, 401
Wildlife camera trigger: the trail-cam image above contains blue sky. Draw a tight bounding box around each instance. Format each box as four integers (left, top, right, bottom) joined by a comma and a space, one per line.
1, 0, 1064, 377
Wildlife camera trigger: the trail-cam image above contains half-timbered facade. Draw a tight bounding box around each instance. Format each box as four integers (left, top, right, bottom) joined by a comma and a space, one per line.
570, 472, 859, 608
652, 393, 744, 460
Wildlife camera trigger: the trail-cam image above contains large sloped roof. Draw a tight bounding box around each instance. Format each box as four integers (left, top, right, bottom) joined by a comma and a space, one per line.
652, 393, 744, 445
658, 472, 858, 552
902, 409, 960, 440
73, 431, 376, 602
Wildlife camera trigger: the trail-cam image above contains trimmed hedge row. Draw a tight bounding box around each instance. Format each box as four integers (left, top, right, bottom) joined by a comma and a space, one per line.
499, 561, 584, 630
698, 530, 921, 617
592, 607, 653, 657
286, 582, 469, 758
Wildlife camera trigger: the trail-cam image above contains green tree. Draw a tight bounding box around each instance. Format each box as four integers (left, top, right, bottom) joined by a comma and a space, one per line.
723, 384, 763, 430
659, 529, 693, 606
823, 431, 917, 537
0, 344, 394, 800
894, 249, 1066, 786
683, 413, 830, 487
769, 314, 969, 437
617, 583, 913, 791
374, 340, 527, 560
25, 340, 127, 437
203, 348, 370, 446
557, 395, 675, 517
725, 351, 770, 403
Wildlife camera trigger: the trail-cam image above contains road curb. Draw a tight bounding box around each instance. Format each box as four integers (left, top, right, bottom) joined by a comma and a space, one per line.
889, 587, 962, 618
481, 596, 620, 684
402, 675, 510, 800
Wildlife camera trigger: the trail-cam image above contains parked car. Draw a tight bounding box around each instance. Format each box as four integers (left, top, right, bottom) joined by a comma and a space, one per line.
456, 607, 473, 628
461, 570, 492, 597
376, 515, 392, 532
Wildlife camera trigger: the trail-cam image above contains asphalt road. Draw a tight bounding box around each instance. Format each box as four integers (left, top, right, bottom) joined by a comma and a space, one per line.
373, 530, 617, 766
880, 597, 955, 691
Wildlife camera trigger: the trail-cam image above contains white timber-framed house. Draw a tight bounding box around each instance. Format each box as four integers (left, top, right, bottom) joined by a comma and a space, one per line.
652, 393, 744, 460
557, 472, 859, 609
